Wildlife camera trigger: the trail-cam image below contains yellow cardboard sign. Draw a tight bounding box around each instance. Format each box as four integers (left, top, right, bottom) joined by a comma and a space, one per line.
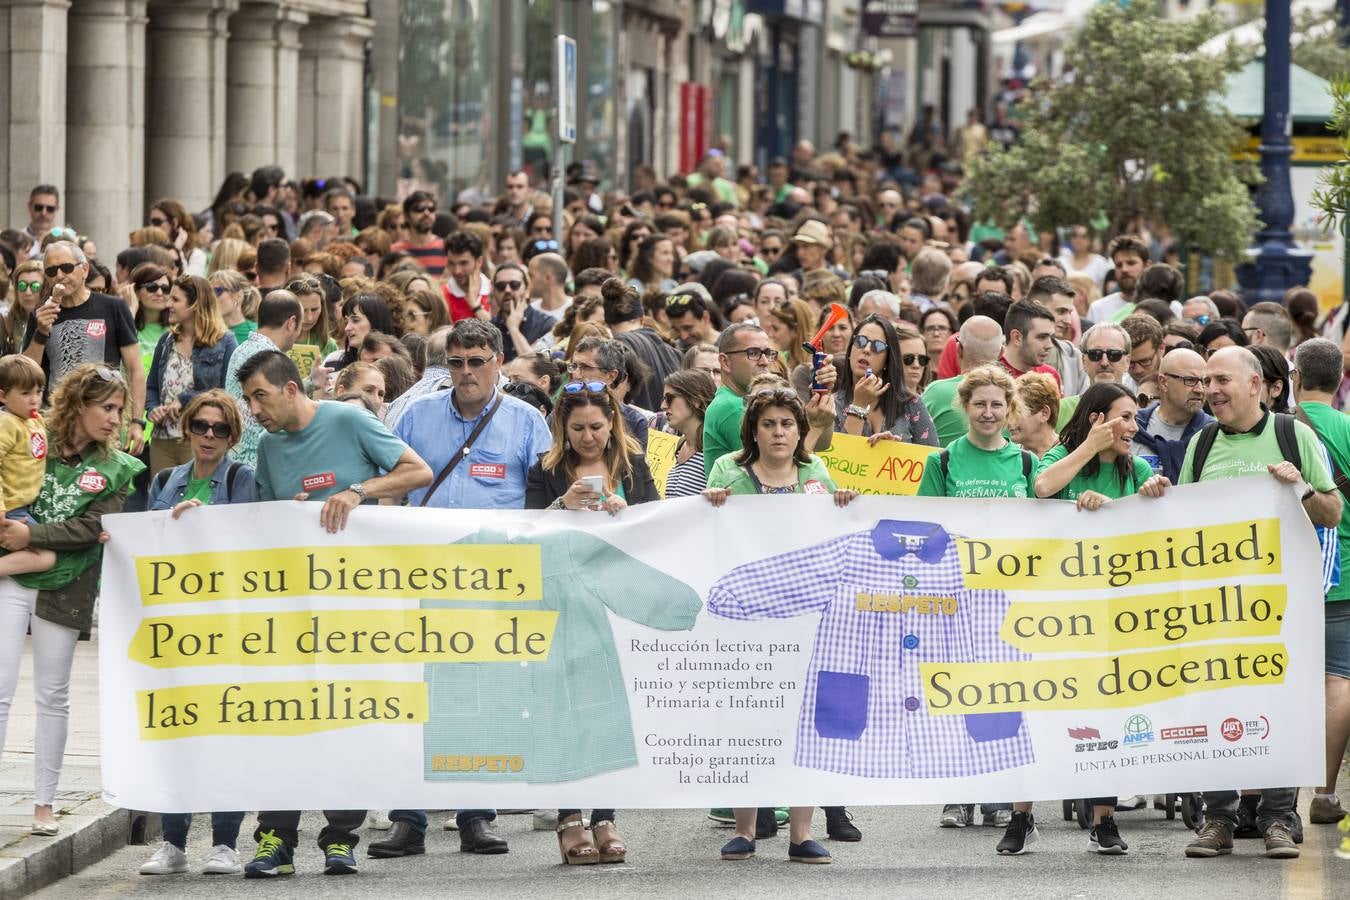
289, 344, 321, 379
645, 430, 680, 497
817, 433, 930, 496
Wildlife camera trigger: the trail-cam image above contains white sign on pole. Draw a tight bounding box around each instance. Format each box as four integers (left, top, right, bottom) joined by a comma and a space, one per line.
556, 35, 577, 145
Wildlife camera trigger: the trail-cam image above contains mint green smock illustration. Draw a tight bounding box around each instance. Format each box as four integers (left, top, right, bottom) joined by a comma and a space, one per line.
423, 529, 702, 783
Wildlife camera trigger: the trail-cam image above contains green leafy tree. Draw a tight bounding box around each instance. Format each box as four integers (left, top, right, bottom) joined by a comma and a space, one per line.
1291, 10, 1350, 82
1311, 77, 1350, 227
963, 2, 1260, 259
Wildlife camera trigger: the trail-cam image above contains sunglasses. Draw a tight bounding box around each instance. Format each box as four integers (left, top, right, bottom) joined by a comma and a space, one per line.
853, 335, 888, 353
412, 204, 435, 214
666, 294, 697, 311
49, 228, 77, 240
1187, 315, 1212, 327
140, 282, 170, 294
44, 263, 77, 277
15, 280, 41, 293
1084, 349, 1126, 363
1136, 393, 1153, 407
212, 286, 227, 297
188, 419, 231, 439
494, 280, 523, 292
902, 353, 931, 367
531, 239, 561, 252
563, 380, 608, 395
661, 392, 680, 407
31, 203, 57, 213
287, 278, 320, 292
761, 244, 784, 256
858, 269, 890, 280
243, 270, 258, 282
93, 365, 124, 385
751, 387, 799, 402
149, 216, 168, 229
448, 356, 493, 369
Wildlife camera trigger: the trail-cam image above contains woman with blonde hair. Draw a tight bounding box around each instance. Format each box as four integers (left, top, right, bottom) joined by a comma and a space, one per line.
3, 260, 44, 355
767, 298, 815, 372
207, 238, 251, 276
145, 275, 237, 475
398, 287, 449, 337
207, 269, 259, 345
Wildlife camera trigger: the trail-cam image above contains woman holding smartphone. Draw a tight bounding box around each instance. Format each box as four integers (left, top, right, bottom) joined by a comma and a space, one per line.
524, 381, 658, 864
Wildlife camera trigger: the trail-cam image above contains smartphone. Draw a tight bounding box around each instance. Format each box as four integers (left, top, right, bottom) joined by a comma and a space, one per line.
580, 475, 606, 510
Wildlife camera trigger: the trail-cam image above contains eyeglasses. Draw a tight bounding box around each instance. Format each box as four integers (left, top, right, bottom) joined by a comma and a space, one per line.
448, 356, 493, 369
727, 347, 777, 362
402, 308, 428, 320
494, 280, 523, 292
531, 224, 553, 235
412, 204, 435, 214
1242, 326, 1260, 335
563, 381, 608, 394
139, 282, 170, 294
188, 419, 232, 439
1084, 348, 1126, 363
901, 353, 931, 367
1160, 373, 1203, 388
44, 262, 77, 277
31, 203, 57, 213
15, 280, 41, 293
566, 361, 609, 375
852, 335, 888, 353
923, 323, 951, 336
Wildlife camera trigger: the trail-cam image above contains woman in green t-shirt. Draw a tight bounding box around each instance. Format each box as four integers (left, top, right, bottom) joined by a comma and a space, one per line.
1034, 382, 1168, 510
703, 386, 857, 865
912, 365, 1037, 499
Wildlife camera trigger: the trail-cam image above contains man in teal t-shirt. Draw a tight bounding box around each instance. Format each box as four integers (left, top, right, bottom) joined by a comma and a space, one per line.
703, 324, 776, 480
1178, 346, 1340, 862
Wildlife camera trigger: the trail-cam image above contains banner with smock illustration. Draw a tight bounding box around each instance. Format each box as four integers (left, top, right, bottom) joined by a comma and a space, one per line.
98, 476, 1323, 811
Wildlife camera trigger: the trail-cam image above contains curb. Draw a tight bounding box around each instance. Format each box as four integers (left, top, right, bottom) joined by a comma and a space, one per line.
0, 800, 160, 898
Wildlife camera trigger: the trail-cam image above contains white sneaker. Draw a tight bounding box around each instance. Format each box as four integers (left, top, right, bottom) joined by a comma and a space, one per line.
1115, 795, 1147, 811
139, 841, 189, 875
366, 810, 393, 831
201, 844, 241, 875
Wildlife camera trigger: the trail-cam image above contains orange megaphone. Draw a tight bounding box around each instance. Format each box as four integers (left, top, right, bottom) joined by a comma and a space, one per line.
807, 303, 850, 350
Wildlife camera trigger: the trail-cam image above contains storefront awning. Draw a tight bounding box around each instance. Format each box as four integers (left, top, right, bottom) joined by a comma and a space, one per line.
1223, 57, 1334, 125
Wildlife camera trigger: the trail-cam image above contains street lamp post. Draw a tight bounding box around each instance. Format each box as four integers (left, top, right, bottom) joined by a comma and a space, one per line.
1236, 0, 1312, 303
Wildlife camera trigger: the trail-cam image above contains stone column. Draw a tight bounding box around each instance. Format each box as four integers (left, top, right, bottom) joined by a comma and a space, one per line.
65, 0, 147, 251
146, 0, 237, 213
226, 0, 307, 176
5, 0, 70, 227
299, 14, 372, 181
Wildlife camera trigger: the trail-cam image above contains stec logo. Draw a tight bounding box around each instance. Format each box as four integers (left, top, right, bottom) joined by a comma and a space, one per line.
1068, 726, 1118, 752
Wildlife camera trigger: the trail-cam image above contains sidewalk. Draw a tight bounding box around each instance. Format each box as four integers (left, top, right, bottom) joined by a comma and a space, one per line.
0, 637, 144, 897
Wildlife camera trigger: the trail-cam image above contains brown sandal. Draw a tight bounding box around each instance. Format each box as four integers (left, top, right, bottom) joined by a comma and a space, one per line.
556, 816, 600, 865
591, 819, 627, 864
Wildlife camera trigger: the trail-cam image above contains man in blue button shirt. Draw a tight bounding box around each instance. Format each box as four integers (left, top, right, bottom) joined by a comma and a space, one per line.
378, 319, 552, 860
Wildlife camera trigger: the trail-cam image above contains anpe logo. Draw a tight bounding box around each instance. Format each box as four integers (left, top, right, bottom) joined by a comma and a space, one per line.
1123, 714, 1154, 747
1221, 717, 1244, 742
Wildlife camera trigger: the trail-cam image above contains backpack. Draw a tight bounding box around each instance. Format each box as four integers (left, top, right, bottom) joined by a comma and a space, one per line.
150, 461, 244, 505
938, 446, 1034, 492
1188, 413, 1299, 484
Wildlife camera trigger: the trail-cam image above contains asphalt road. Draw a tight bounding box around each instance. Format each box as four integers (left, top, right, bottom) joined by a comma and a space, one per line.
32, 798, 1348, 900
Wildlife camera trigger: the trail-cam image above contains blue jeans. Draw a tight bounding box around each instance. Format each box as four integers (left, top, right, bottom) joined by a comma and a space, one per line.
389, 808, 496, 835
161, 811, 247, 850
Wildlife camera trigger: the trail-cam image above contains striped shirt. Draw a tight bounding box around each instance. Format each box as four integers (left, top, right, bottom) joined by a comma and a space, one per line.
391, 237, 447, 276
664, 449, 706, 498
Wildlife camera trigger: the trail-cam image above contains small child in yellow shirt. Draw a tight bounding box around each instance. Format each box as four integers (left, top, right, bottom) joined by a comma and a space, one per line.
0, 355, 55, 576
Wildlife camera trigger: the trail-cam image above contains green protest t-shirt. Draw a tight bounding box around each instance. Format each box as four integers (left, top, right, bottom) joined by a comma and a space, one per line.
184, 474, 213, 505
1054, 393, 1081, 432
1177, 412, 1334, 491
917, 435, 1035, 498
1296, 402, 1350, 601
1036, 444, 1154, 501
703, 385, 745, 481
921, 375, 967, 448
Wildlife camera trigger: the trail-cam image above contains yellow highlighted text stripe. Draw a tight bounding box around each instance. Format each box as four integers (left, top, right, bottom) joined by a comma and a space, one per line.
999, 584, 1286, 652
921, 642, 1286, 714
135, 544, 543, 605
129, 609, 558, 667
138, 680, 428, 739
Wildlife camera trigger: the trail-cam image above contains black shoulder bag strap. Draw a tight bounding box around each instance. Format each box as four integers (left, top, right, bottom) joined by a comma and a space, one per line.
1189, 422, 1222, 483
418, 395, 503, 507
1273, 412, 1302, 472
224, 461, 242, 503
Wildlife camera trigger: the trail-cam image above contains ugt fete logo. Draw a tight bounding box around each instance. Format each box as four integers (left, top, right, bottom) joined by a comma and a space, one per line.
1221, 715, 1271, 743
1068, 726, 1119, 752
1122, 714, 1154, 747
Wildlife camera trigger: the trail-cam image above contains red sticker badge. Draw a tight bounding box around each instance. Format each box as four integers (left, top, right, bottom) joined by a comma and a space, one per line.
469, 462, 506, 479
803, 479, 829, 494
76, 470, 107, 493
85, 321, 107, 339
302, 471, 337, 492
29, 431, 46, 459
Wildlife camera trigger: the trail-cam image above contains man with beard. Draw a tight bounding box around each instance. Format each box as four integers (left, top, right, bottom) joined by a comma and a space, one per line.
1087, 235, 1149, 324
391, 191, 447, 277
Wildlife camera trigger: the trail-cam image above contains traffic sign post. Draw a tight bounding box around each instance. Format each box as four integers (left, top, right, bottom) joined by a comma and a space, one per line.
553, 35, 577, 245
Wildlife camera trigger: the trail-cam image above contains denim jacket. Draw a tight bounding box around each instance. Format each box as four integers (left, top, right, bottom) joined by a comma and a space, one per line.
147, 458, 258, 509
146, 330, 238, 411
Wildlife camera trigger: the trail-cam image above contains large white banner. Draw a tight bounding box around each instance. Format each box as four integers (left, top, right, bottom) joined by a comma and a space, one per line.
99, 478, 1323, 812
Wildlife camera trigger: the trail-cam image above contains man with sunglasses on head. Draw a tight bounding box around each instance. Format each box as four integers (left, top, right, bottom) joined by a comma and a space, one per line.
491, 262, 553, 361
1054, 323, 1132, 430
666, 285, 722, 350
23, 185, 61, 259
23, 241, 146, 453
391, 191, 447, 277
381, 319, 550, 863
1129, 346, 1211, 483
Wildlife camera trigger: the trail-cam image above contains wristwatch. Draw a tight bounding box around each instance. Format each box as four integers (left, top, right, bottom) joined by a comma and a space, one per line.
1301, 485, 1315, 502
348, 482, 367, 501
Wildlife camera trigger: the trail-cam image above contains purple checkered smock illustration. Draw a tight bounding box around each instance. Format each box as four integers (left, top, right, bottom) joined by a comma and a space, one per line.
707, 519, 1035, 778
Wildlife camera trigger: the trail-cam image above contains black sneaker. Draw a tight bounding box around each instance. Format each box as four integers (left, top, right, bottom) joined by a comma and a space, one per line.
824, 807, 862, 842
1088, 816, 1128, 854
754, 807, 779, 839
995, 812, 1037, 855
